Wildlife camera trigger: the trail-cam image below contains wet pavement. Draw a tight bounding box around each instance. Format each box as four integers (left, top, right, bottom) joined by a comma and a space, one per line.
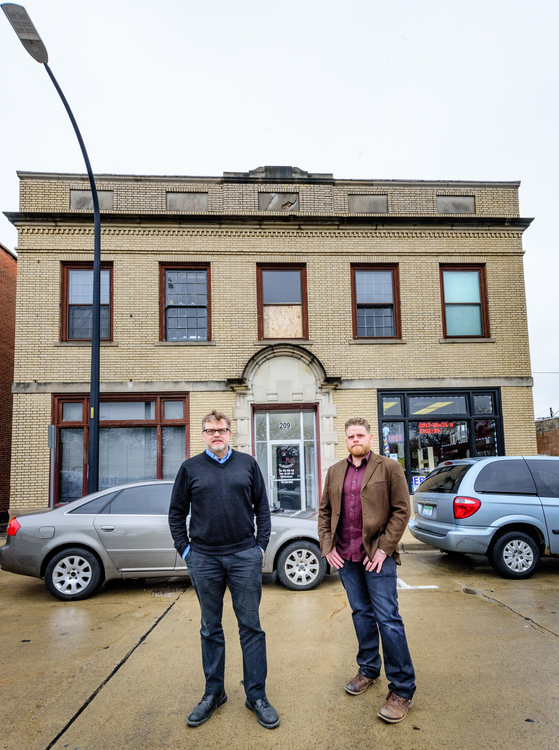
1, 546, 559, 750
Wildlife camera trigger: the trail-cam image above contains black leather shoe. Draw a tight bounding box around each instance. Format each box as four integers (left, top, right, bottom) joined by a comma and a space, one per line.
245, 697, 280, 729
187, 691, 227, 727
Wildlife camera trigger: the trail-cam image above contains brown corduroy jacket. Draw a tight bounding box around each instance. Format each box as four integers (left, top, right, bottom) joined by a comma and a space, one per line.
318, 452, 411, 564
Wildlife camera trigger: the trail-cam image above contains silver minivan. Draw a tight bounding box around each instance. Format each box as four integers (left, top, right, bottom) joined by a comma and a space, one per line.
409, 456, 559, 578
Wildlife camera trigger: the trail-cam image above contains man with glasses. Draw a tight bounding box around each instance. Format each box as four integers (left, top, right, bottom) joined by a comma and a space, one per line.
169, 410, 278, 729
318, 417, 416, 723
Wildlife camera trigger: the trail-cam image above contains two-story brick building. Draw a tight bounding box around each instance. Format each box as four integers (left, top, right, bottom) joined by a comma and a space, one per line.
5, 165, 536, 516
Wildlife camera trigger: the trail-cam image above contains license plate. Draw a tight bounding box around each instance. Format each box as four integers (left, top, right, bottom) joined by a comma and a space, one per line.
422, 505, 433, 517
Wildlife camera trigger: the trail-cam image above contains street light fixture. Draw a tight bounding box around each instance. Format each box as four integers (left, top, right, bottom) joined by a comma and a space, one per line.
2, 3, 102, 495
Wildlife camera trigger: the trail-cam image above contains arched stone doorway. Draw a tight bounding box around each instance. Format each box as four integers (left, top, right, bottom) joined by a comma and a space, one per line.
228, 345, 340, 509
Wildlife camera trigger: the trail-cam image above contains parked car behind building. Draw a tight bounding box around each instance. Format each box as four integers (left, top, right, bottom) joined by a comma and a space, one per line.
409, 456, 559, 578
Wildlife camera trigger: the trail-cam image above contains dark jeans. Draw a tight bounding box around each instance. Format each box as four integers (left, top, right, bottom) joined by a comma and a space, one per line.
338, 556, 416, 700
186, 546, 267, 701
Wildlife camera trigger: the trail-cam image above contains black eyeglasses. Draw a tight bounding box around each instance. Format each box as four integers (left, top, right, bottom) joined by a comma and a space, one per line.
203, 428, 230, 436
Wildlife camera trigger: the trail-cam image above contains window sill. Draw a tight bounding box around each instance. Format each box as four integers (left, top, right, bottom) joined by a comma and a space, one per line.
349, 339, 406, 345
154, 340, 216, 346
439, 337, 495, 344
54, 341, 118, 347
254, 339, 313, 346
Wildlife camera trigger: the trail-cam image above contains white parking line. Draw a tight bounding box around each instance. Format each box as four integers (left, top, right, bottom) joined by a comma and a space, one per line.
397, 578, 439, 590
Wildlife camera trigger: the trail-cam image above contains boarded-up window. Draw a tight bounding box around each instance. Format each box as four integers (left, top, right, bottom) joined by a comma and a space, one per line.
258, 193, 299, 211
166, 192, 209, 211
348, 195, 388, 213
70, 190, 114, 210
437, 196, 475, 214
258, 266, 307, 339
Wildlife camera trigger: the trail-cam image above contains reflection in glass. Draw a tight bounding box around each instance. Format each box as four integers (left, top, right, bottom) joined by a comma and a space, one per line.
269, 412, 301, 440
62, 402, 82, 422
474, 419, 497, 457
303, 411, 315, 440
382, 397, 402, 416
256, 442, 268, 490
255, 413, 267, 442
381, 422, 406, 472
409, 420, 470, 481
304, 441, 316, 510
262, 271, 301, 304
99, 427, 157, 489
164, 401, 184, 420
100, 402, 155, 421
409, 396, 467, 416
60, 428, 84, 502
162, 426, 185, 480
274, 445, 301, 509
474, 395, 493, 414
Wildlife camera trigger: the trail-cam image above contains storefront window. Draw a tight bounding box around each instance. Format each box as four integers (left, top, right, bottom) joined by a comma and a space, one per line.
378, 389, 503, 491
53, 394, 189, 503
381, 422, 406, 472
382, 396, 403, 416
409, 395, 467, 416
474, 419, 498, 457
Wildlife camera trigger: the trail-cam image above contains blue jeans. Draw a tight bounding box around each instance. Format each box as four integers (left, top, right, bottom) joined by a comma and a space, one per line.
186, 546, 267, 701
338, 556, 416, 699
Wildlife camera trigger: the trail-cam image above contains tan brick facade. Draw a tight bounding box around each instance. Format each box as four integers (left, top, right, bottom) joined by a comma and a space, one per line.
7, 166, 536, 515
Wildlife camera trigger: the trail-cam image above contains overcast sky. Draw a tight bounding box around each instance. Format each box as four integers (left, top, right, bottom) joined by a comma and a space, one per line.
1, 0, 557, 418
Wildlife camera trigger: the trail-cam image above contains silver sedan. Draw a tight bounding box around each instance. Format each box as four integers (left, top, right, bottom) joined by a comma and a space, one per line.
1, 481, 327, 601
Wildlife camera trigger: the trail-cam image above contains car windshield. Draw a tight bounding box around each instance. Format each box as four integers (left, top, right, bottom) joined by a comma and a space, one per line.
417, 463, 472, 494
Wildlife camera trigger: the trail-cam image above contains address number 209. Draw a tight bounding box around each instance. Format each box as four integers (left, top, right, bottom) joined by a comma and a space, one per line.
279, 422, 291, 429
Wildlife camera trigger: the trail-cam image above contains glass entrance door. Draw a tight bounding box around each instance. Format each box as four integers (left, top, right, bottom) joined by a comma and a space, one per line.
254, 409, 318, 510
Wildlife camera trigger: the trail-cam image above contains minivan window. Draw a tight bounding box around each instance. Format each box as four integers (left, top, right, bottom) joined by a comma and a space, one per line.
109, 484, 173, 515
416, 464, 472, 494
474, 460, 537, 495
526, 460, 559, 498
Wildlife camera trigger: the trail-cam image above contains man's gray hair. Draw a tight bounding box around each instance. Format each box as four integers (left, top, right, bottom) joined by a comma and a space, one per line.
202, 410, 232, 431
345, 417, 371, 434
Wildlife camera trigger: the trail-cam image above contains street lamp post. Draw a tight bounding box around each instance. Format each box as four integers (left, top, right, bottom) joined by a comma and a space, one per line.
3, 3, 102, 495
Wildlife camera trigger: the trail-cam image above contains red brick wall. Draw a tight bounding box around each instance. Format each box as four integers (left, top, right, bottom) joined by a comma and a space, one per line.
536, 418, 559, 456
0, 245, 16, 522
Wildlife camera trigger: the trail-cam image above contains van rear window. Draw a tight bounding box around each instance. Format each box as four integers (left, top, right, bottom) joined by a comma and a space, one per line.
417, 464, 472, 494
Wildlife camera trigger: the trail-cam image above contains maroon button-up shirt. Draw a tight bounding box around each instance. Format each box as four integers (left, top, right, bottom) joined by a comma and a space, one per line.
336, 452, 370, 561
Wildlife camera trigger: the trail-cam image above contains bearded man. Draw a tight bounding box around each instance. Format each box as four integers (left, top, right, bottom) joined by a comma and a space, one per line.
318, 417, 416, 723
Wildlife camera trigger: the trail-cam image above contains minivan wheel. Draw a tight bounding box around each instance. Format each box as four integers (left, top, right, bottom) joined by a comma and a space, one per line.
276, 541, 326, 591
488, 531, 540, 579
44, 547, 104, 601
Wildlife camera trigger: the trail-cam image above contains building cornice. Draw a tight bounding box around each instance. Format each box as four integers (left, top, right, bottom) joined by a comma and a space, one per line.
3, 211, 534, 232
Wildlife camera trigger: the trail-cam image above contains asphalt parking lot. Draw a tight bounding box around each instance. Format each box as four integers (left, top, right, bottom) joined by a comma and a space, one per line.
1, 544, 559, 750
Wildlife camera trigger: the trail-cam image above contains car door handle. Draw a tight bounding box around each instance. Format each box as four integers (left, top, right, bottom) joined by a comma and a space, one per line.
100, 525, 115, 532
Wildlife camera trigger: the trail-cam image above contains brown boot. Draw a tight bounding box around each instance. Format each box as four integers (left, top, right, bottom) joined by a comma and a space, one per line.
344, 673, 376, 695
377, 691, 414, 723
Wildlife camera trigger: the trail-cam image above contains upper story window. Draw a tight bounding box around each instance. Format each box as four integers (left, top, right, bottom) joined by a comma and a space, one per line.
437, 195, 475, 214
258, 193, 299, 211
61, 263, 112, 341
351, 265, 400, 339
348, 195, 388, 213
70, 190, 114, 210
160, 263, 210, 341
257, 265, 307, 340
166, 192, 208, 211
441, 265, 489, 338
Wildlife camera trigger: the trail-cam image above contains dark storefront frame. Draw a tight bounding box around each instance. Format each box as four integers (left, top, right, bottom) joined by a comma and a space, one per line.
377, 388, 504, 491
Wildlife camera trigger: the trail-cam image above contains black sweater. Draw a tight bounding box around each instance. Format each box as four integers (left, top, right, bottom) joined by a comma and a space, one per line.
168, 450, 271, 556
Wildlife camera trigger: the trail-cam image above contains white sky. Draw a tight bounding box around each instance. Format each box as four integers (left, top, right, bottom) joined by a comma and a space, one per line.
1, 0, 557, 418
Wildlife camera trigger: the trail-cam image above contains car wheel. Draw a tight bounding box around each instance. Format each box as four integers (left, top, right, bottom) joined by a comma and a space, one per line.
488, 531, 540, 579
44, 547, 104, 601
276, 541, 326, 591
